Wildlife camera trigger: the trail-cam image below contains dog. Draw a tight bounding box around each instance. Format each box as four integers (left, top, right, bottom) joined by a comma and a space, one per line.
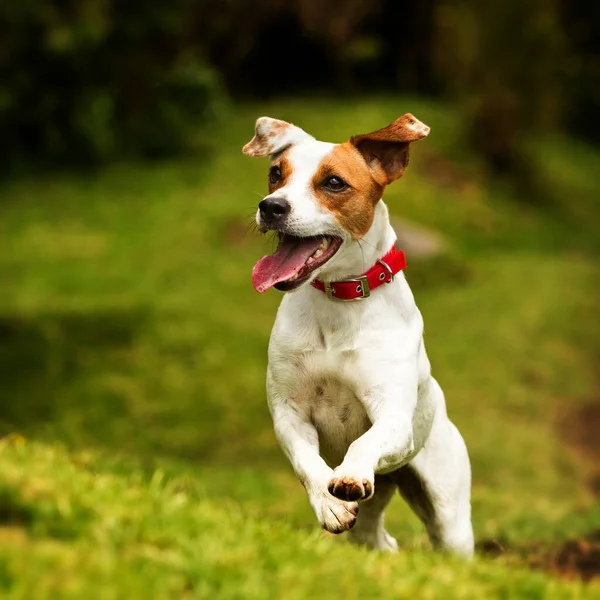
243, 113, 474, 557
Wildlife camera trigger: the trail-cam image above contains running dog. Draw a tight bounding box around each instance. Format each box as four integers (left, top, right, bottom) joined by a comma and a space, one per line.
243, 114, 474, 556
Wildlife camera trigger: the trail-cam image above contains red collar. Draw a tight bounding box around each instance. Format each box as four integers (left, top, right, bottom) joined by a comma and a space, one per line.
311, 245, 406, 301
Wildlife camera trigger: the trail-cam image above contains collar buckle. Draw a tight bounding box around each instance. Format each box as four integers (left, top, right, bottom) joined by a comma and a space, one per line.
377, 258, 395, 283
325, 275, 371, 301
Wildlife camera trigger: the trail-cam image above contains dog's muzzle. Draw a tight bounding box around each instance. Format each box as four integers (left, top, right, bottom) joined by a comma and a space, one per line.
258, 197, 290, 229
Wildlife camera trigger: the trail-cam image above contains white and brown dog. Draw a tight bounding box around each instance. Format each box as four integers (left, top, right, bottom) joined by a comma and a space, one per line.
243, 114, 474, 557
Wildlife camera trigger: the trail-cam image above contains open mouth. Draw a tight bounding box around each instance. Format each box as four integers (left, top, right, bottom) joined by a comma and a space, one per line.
252, 233, 343, 293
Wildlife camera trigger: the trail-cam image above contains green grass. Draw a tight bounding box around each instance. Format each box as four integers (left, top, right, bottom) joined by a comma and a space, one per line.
0, 96, 599, 598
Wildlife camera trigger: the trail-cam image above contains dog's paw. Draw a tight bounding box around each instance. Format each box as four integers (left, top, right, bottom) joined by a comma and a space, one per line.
328, 466, 375, 502
313, 495, 359, 534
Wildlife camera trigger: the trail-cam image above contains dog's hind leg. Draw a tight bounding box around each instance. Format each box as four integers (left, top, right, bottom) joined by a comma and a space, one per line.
347, 475, 398, 552
394, 406, 474, 558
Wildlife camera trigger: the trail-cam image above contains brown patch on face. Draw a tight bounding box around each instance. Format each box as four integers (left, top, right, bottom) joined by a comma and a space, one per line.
311, 143, 384, 239
268, 156, 293, 194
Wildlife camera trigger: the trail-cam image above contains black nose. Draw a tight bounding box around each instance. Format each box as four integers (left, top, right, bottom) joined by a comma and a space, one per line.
259, 197, 290, 222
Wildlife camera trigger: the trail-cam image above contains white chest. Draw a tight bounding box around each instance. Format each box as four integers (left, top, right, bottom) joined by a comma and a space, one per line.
267, 272, 429, 467
282, 349, 373, 467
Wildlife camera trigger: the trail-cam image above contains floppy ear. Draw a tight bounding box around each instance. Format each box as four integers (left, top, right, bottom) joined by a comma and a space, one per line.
350, 113, 430, 184
242, 116, 314, 158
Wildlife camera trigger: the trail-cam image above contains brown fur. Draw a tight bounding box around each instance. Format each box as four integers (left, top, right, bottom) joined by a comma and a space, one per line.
243, 120, 290, 156
311, 142, 384, 239
351, 113, 429, 184
268, 156, 293, 194
242, 117, 297, 157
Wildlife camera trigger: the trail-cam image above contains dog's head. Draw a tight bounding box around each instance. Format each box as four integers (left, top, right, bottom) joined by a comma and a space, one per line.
243, 114, 429, 293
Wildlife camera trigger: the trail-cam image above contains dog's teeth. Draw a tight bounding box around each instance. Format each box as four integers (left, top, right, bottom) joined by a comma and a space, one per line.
313, 249, 323, 258
321, 238, 330, 250
290, 273, 299, 280
307, 257, 315, 264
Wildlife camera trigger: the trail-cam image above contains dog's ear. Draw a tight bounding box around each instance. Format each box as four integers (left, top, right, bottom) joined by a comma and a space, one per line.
350, 114, 430, 184
243, 117, 314, 158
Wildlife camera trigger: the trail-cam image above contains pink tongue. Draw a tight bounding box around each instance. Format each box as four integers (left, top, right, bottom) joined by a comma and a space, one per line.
252, 236, 323, 293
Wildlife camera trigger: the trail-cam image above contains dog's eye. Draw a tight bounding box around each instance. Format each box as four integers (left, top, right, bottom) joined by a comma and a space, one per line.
269, 166, 282, 185
323, 176, 348, 192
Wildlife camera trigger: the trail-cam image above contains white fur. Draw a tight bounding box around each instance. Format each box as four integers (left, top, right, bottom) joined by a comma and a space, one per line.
252, 126, 474, 557
257, 140, 338, 240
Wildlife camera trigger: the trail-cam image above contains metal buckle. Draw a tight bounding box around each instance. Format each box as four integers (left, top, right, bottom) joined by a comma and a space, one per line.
377, 259, 395, 283
325, 275, 371, 301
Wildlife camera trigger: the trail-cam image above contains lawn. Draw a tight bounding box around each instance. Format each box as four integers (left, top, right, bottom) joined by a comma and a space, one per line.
0, 96, 599, 598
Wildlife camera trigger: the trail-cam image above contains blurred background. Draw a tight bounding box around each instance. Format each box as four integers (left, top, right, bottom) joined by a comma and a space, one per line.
0, 0, 599, 595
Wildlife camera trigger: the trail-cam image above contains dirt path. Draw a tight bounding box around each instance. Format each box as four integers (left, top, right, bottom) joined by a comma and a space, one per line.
478, 396, 600, 582
564, 396, 600, 497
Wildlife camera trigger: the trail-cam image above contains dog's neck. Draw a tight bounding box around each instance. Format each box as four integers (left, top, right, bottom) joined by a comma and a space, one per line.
317, 201, 397, 282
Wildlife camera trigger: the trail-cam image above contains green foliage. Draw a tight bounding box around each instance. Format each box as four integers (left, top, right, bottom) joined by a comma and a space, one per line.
0, 1, 222, 168
1, 440, 598, 599
0, 96, 598, 597
432, 0, 570, 193
1, 0, 596, 184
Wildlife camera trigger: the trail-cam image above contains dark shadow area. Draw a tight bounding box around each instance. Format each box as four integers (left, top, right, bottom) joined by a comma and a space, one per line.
0, 488, 93, 541
0, 309, 147, 434
0, 491, 34, 527
475, 393, 600, 583
562, 395, 600, 496
217, 13, 337, 98
478, 531, 600, 583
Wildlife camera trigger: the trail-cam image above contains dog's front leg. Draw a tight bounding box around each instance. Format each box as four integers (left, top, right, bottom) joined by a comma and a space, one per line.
269, 395, 359, 533
328, 371, 418, 502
